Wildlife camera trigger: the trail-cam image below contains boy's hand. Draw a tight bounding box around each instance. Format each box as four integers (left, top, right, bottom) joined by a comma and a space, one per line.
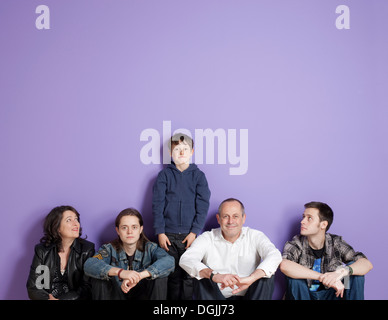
158, 233, 171, 251
182, 232, 196, 249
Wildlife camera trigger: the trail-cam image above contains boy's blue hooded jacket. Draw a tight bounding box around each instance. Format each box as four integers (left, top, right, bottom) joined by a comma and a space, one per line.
152, 163, 211, 235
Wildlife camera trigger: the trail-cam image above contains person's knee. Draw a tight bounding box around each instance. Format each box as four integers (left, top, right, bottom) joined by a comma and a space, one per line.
245, 276, 275, 300
285, 277, 308, 289
284, 277, 310, 300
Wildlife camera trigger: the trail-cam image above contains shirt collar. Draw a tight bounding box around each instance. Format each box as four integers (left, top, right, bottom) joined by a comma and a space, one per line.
301, 233, 333, 257
213, 227, 248, 242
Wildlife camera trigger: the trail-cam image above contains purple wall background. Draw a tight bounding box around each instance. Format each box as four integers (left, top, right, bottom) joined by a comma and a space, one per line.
1, 0, 387, 300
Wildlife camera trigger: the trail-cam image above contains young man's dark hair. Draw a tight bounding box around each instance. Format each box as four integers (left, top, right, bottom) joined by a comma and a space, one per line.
304, 201, 333, 232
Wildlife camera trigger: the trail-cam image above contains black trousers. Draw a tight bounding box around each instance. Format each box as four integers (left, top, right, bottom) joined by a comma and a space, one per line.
165, 233, 194, 300
193, 276, 275, 300
90, 276, 168, 300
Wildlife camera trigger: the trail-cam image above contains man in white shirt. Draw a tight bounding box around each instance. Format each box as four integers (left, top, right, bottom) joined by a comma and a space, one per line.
179, 198, 282, 300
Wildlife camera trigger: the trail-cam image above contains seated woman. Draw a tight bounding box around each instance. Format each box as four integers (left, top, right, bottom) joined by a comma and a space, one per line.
27, 206, 95, 300
84, 208, 175, 300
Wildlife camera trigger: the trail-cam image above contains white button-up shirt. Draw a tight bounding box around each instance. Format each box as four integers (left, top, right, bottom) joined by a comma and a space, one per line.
179, 227, 282, 297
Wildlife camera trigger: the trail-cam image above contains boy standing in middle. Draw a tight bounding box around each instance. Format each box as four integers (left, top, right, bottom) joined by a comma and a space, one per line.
152, 133, 211, 300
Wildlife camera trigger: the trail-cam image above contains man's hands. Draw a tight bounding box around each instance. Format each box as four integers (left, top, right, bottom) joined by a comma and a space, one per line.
200, 268, 266, 295
214, 273, 263, 294
213, 273, 240, 292
229, 269, 266, 294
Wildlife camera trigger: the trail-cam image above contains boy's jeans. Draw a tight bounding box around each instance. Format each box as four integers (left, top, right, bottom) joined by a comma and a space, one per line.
166, 232, 194, 300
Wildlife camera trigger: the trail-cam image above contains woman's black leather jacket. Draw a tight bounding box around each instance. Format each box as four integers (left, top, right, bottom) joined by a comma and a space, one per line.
26, 238, 95, 300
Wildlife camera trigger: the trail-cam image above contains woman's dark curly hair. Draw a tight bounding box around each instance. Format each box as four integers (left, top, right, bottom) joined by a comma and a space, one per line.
40, 205, 83, 249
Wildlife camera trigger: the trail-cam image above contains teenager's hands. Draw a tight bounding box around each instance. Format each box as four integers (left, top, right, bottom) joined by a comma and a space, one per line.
332, 280, 345, 298
119, 270, 141, 293
182, 232, 196, 249
121, 270, 141, 283
319, 269, 347, 298
158, 233, 171, 251
121, 279, 137, 293
120, 270, 151, 293
319, 268, 348, 289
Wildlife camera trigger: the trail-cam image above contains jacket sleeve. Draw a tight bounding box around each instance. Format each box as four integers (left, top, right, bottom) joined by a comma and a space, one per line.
26, 245, 50, 300
335, 235, 368, 263
59, 241, 95, 300
281, 235, 302, 262
152, 171, 167, 235
83, 244, 114, 281
145, 243, 175, 279
191, 172, 211, 234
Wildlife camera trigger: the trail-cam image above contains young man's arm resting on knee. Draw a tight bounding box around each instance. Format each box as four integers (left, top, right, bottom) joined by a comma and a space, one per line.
280, 259, 321, 281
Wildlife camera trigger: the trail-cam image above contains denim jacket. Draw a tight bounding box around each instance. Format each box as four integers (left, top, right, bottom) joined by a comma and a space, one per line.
84, 241, 174, 285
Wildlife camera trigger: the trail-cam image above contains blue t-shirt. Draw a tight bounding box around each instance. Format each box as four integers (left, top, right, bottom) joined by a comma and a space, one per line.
309, 246, 324, 292
310, 258, 322, 291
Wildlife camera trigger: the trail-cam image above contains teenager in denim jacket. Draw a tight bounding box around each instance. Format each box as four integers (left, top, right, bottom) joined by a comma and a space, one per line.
84, 208, 174, 300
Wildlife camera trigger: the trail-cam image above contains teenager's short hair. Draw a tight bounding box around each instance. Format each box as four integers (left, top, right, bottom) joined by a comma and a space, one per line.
218, 198, 245, 216
304, 201, 334, 231
168, 133, 194, 150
